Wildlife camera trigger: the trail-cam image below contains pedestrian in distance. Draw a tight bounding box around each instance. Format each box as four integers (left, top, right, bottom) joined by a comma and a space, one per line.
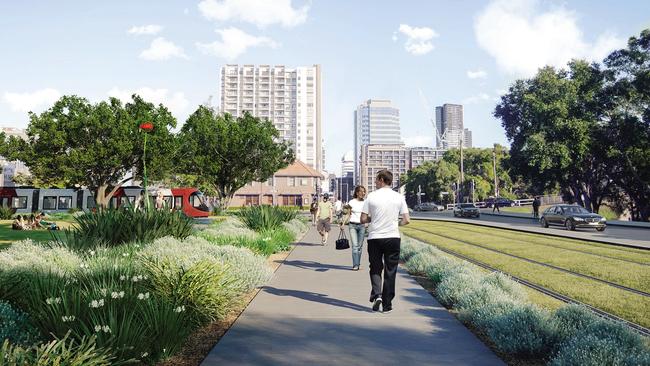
532, 196, 541, 219
297, 195, 303, 210
340, 186, 368, 271
334, 196, 343, 223
315, 193, 333, 245
309, 196, 319, 226
361, 169, 410, 313
492, 197, 500, 213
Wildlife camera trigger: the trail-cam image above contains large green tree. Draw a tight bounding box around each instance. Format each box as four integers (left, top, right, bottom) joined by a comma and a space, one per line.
176, 107, 295, 209
494, 60, 613, 213
0, 95, 177, 207
602, 29, 650, 221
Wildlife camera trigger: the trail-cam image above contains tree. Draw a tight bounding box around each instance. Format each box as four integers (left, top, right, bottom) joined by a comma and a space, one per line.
494, 61, 613, 213
177, 107, 295, 209
0, 95, 177, 207
602, 29, 650, 221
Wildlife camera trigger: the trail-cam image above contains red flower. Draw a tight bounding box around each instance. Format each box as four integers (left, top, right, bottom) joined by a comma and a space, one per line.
139, 122, 154, 132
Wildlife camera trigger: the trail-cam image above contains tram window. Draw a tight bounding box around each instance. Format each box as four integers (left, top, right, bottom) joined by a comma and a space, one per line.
110, 197, 118, 209
43, 196, 57, 210
1, 197, 8, 207
86, 196, 96, 209
58, 196, 72, 210
174, 196, 183, 208
11, 196, 28, 209
120, 197, 130, 207
164, 196, 173, 208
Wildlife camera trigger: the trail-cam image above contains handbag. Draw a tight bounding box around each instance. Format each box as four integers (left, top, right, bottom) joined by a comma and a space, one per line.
335, 229, 350, 250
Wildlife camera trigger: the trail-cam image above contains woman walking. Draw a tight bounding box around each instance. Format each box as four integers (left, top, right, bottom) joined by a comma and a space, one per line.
342, 186, 367, 271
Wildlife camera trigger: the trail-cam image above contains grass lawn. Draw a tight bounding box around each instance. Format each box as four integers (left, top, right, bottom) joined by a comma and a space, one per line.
0, 220, 75, 247
499, 204, 620, 220
403, 220, 650, 328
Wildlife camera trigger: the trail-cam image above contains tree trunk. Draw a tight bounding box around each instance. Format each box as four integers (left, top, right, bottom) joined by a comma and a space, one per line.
95, 185, 109, 209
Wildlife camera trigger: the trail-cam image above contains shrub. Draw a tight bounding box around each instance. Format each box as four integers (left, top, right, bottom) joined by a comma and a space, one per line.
0, 300, 41, 346
203, 217, 257, 239
281, 218, 310, 239
436, 269, 482, 307
142, 236, 272, 292
200, 225, 295, 256
552, 304, 600, 342
458, 296, 523, 330
60, 208, 194, 249
403, 252, 437, 275
486, 304, 559, 358
0, 206, 15, 220
479, 272, 527, 303
0, 333, 115, 366
235, 205, 298, 231
550, 319, 650, 366
0, 240, 81, 276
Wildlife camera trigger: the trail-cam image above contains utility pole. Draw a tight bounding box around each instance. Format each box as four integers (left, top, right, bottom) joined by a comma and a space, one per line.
492, 144, 499, 198
459, 132, 464, 202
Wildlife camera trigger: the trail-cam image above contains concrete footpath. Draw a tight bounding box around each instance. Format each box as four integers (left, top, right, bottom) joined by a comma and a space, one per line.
202, 226, 503, 366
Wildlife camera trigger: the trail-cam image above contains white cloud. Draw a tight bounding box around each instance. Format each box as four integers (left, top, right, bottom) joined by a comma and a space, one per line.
107, 87, 190, 116
3, 88, 61, 113
467, 69, 487, 79
396, 24, 439, 55
198, 0, 308, 28
127, 24, 163, 36
463, 93, 491, 104
139, 37, 188, 61
196, 27, 278, 60
404, 135, 434, 147
475, 0, 626, 76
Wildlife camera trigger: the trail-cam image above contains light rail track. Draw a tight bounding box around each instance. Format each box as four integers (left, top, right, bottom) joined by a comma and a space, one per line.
405, 226, 650, 338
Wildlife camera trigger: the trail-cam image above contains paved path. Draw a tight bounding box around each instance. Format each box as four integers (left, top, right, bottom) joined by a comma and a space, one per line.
411, 211, 650, 249
202, 226, 503, 366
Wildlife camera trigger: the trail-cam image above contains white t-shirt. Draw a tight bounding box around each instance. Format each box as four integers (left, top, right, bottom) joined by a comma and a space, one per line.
362, 187, 409, 240
347, 198, 365, 224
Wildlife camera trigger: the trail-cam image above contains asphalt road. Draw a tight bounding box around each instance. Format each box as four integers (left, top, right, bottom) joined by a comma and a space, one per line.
410, 210, 650, 249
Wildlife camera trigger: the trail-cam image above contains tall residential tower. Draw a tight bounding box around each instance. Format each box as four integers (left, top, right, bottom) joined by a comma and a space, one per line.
435, 103, 472, 149
220, 64, 323, 171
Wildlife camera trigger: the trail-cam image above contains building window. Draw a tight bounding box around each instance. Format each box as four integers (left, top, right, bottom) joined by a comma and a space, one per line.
11, 196, 28, 209
58, 196, 72, 210
301, 178, 308, 186
281, 195, 300, 206
174, 196, 183, 208
288, 177, 295, 186
43, 196, 57, 210
86, 196, 96, 209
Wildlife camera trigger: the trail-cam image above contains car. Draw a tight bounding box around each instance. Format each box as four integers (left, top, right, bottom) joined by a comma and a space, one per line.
453, 203, 481, 218
485, 197, 516, 208
414, 202, 445, 212
540, 204, 606, 231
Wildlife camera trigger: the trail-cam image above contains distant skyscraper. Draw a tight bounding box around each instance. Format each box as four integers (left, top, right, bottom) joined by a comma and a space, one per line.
220, 64, 322, 171
353, 99, 402, 184
341, 150, 354, 177
464, 128, 473, 148
435, 103, 471, 149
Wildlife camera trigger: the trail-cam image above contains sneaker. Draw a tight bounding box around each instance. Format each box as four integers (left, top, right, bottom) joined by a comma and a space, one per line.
382, 306, 392, 314
352, 266, 359, 271
372, 298, 382, 312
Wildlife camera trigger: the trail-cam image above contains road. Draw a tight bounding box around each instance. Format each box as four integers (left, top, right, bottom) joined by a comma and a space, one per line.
410, 210, 650, 249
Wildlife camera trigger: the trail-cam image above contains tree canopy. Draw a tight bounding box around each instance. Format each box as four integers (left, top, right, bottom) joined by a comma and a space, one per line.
176, 107, 295, 209
0, 94, 177, 207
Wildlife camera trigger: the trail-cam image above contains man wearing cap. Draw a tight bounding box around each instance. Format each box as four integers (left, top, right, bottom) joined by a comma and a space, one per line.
315, 193, 333, 245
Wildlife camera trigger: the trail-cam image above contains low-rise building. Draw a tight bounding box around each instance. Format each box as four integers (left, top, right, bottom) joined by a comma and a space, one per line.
230, 160, 323, 207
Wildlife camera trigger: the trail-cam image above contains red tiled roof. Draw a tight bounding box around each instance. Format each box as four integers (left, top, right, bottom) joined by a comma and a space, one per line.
275, 160, 323, 178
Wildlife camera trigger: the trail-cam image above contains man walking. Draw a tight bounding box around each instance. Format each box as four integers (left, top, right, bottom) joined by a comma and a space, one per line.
532, 196, 541, 219
492, 197, 500, 213
334, 196, 343, 223
361, 169, 410, 313
315, 193, 333, 245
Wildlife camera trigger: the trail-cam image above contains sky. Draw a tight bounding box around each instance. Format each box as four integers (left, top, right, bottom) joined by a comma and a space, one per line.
1, 0, 648, 174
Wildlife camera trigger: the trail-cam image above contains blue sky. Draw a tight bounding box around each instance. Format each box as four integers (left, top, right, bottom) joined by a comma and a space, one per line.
1, 0, 648, 173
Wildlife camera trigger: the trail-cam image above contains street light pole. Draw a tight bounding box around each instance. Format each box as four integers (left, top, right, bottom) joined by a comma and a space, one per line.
492, 144, 498, 198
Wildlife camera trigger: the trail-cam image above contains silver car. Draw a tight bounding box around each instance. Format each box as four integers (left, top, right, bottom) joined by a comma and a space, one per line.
414, 202, 444, 211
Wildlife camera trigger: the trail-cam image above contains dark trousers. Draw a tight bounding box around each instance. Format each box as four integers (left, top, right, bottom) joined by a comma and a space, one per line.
368, 238, 401, 307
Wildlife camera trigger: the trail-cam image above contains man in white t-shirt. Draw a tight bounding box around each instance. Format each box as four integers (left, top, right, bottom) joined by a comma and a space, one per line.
361, 169, 410, 313
334, 197, 343, 223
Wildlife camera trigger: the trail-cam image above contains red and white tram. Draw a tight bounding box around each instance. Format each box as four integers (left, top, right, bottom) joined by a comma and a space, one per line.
0, 186, 210, 218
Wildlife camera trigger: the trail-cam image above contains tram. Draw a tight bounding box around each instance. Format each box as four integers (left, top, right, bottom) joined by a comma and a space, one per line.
0, 186, 210, 218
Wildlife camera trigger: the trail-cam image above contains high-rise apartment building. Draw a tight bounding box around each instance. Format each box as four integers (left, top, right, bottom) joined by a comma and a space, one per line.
341, 151, 354, 177
464, 128, 473, 148
435, 103, 472, 149
353, 99, 402, 184
220, 64, 322, 171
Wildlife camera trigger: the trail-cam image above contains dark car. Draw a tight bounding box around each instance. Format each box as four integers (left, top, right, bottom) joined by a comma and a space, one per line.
540, 204, 606, 231
485, 197, 516, 208
414, 202, 445, 211
453, 203, 480, 218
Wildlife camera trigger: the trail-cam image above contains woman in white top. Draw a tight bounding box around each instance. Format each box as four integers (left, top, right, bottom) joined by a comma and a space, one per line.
342, 186, 367, 271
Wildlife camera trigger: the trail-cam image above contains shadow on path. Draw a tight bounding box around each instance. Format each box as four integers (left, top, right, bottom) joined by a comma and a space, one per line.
263, 286, 372, 313
282, 259, 352, 272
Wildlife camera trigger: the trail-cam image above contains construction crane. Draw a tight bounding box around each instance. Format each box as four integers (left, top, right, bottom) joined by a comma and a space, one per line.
417, 88, 450, 148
